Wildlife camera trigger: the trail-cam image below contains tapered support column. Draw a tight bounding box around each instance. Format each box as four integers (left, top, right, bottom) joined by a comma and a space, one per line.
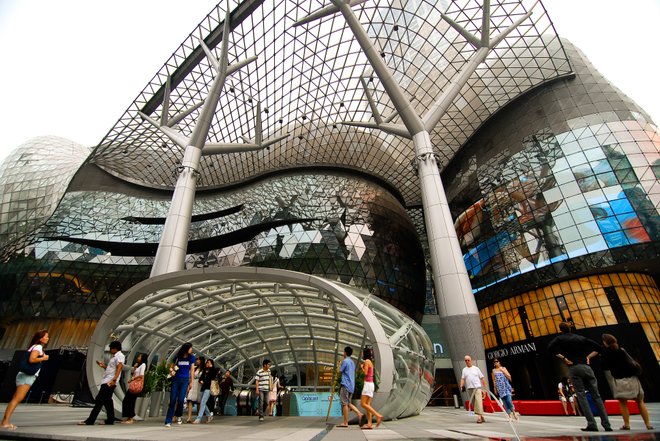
413, 131, 486, 384
150, 146, 202, 276
325, 0, 488, 384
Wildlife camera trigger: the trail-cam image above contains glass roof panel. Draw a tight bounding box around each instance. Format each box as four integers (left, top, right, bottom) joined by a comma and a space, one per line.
88, 0, 570, 206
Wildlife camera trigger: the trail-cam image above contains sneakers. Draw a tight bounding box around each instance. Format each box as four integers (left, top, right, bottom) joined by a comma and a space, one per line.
164, 423, 171, 428
177, 419, 182, 425
259, 416, 264, 422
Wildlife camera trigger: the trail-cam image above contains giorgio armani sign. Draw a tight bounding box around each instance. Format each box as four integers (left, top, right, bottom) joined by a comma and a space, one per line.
486, 342, 537, 360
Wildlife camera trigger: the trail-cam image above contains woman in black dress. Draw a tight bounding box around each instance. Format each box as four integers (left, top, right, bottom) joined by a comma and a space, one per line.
600, 334, 652, 430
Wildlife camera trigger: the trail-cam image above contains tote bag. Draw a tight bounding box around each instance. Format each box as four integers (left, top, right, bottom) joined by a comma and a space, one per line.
18, 348, 41, 375
210, 379, 220, 396
128, 375, 144, 394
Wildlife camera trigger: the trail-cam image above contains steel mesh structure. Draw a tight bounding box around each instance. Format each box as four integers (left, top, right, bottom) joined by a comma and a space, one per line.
89, 0, 571, 205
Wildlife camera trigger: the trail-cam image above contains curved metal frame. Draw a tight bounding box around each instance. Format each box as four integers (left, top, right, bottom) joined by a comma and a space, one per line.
88, 267, 433, 419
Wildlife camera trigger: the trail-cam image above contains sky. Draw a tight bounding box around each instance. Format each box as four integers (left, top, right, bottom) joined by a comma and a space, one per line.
0, 0, 658, 164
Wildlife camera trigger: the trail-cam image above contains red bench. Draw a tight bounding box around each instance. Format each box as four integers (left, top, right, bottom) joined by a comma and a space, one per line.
512, 400, 639, 416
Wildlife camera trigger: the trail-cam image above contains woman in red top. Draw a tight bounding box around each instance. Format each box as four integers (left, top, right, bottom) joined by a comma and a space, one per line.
359, 347, 382, 429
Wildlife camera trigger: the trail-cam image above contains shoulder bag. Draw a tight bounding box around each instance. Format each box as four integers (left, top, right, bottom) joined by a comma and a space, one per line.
128, 375, 144, 394
18, 348, 41, 375
210, 378, 220, 396
621, 348, 642, 376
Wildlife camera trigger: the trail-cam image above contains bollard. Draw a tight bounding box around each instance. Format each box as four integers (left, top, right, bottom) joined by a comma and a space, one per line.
453, 394, 459, 408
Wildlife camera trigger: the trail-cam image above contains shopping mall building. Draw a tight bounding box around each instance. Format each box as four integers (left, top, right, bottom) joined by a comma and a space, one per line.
0, 0, 657, 415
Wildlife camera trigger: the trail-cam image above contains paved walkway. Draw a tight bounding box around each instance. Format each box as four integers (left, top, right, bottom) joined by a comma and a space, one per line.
0, 403, 658, 440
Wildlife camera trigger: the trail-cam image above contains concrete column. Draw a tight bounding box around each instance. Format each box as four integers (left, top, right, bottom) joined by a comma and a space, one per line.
413, 131, 486, 384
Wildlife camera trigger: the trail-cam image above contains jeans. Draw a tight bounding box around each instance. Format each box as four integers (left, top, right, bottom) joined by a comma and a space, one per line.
196, 389, 212, 421
166, 377, 189, 424
569, 364, 611, 430
85, 383, 116, 425
500, 393, 515, 414
258, 390, 269, 417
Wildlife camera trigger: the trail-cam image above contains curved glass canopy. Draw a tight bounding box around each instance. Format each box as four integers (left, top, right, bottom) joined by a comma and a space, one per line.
89, 267, 434, 419
89, 0, 571, 206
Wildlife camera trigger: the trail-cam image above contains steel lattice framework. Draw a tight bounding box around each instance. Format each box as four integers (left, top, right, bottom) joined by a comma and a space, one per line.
88, 0, 571, 206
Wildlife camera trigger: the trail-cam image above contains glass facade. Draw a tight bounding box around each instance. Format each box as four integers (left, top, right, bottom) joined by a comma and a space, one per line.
0, 170, 425, 324
0, 0, 657, 405
479, 272, 660, 360
443, 41, 659, 366
445, 41, 659, 297
450, 122, 658, 292
0, 136, 90, 259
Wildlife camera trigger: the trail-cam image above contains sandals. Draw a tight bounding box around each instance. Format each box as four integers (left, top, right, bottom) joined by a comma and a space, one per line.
376, 416, 382, 428
620, 425, 630, 430
1, 424, 17, 430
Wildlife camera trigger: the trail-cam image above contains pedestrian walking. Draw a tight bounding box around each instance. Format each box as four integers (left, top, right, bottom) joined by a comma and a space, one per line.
255, 359, 271, 421
359, 347, 382, 429
164, 343, 195, 427
121, 353, 146, 423
336, 346, 362, 428
185, 357, 203, 423
548, 322, 612, 432
194, 359, 217, 423
217, 369, 233, 415
1, 329, 49, 430
460, 354, 487, 423
79, 340, 125, 426
268, 369, 280, 416
600, 333, 653, 430
491, 358, 517, 420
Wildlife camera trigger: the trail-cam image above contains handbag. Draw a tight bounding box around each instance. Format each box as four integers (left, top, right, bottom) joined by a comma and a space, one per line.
128, 375, 144, 394
210, 379, 220, 396
18, 349, 41, 375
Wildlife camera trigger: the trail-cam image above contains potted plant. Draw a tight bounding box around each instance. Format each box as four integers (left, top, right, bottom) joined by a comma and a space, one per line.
147, 361, 171, 417
134, 366, 156, 419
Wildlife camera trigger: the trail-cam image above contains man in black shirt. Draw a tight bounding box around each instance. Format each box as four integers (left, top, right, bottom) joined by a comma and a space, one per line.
548, 322, 612, 432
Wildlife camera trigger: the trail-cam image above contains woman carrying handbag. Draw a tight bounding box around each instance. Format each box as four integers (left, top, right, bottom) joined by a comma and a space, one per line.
121, 353, 146, 424
600, 334, 653, 430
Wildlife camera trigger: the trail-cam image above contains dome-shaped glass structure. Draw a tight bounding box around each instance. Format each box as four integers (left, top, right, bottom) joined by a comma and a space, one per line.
89, 266, 434, 419
0, 136, 90, 258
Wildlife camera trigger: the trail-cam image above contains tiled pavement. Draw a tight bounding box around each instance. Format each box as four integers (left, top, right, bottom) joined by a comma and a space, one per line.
0, 403, 657, 441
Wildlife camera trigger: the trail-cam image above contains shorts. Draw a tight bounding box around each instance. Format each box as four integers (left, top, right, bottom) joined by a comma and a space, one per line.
339, 387, 352, 405
361, 381, 375, 398
16, 371, 37, 386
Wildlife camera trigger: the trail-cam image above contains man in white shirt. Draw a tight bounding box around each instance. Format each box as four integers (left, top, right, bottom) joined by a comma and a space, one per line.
79, 341, 125, 425
459, 355, 487, 423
